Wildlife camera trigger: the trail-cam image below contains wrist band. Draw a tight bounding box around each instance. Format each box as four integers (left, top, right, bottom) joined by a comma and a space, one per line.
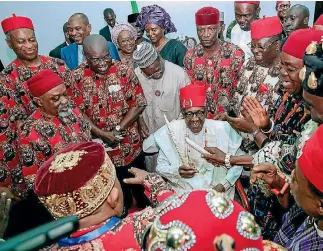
252, 128, 261, 138
261, 119, 274, 134
224, 153, 232, 169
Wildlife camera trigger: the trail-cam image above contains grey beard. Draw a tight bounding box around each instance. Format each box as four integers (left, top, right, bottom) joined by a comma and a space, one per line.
58, 108, 72, 118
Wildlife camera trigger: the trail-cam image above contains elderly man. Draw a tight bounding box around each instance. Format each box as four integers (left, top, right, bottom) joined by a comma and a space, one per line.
61, 13, 119, 70
100, 8, 117, 42
276, 1, 291, 22
4, 70, 92, 238
72, 34, 148, 212
1, 14, 77, 116
49, 22, 73, 59
226, 1, 260, 60
283, 4, 309, 38
231, 16, 283, 152
143, 85, 243, 198
34, 142, 174, 250
184, 7, 244, 117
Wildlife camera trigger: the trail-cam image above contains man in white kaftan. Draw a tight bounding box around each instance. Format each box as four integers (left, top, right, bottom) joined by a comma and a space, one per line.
143, 85, 243, 199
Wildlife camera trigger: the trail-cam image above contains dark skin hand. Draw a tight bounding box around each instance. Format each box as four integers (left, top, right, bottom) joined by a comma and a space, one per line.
250, 162, 290, 208
137, 115, 150, 139
179, 164, 198, 179
0, 189, 12, 238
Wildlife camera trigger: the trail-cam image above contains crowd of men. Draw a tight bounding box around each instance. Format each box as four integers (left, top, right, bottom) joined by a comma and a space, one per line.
1, 1, 323, 250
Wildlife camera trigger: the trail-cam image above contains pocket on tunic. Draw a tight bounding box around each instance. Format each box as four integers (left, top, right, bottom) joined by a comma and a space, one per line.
159, 93, 175, 112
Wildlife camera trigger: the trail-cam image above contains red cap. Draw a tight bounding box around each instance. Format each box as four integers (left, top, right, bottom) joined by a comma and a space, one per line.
1, 14, 34, 33
314, 14, 323, 26
251, 16, 282, 39
34, 142, 116, 219
26, 70, 63, 97
235, 1, 260, 5
180, 85, 206, 108
282, 28, 323, 59
298, 125, 323, 193
149, 191, 263, 250
195, 7, 220, 26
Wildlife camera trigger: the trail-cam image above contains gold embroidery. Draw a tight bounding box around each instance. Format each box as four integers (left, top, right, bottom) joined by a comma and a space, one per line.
307, 72, 318, 90
299, 66, 306, 82
50, 150, 87, 173
306, 41, 317, 55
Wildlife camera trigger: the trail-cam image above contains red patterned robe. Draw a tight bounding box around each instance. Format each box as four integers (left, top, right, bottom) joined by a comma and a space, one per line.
17, 108, 91, 197
49, 174, 174, 251
72, 61, 147, 167
2, 56, 79, 116
0, 74, 27, 190
184, 41, 245, 117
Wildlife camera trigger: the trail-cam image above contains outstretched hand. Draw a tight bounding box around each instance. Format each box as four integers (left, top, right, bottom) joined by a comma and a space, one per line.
202, 147, 226, 165
123, 167, 150, 185
243, 96, 270, 130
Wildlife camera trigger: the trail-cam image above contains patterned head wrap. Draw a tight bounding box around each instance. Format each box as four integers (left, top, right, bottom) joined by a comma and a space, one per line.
111, 22, 138, 48
136, 4, 177, 34
133, 41, 158, 68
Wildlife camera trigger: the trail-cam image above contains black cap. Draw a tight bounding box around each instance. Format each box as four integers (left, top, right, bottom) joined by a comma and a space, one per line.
128, 13, 139, 23
302, 40, 323, 97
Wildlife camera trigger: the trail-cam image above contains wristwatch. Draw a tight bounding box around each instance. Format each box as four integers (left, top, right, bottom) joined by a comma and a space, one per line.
115, 125, 121, 132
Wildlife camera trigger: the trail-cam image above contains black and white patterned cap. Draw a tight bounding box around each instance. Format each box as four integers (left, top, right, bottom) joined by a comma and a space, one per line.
133, 41, 158, 68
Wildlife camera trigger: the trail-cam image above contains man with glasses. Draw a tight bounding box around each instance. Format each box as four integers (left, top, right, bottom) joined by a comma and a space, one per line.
231, 16, 283, 153
276, 1, 291, 22
133, 42, 190, 171
72, 34, 149, 214
143, 84, 243, 197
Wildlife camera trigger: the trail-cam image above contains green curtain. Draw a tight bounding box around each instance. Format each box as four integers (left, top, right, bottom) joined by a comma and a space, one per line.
131, 1, 139, 13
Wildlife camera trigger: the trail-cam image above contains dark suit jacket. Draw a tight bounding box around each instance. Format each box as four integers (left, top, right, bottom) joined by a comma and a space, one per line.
49, 42, 67, 59
61, 41, 120, 70
0, 60, 4, 72
99, 25, 112, 42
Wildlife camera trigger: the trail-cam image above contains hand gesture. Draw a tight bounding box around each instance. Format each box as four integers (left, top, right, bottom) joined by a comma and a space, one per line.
226, 115, 257, 134
137, 116, 150, 139
0, 190, 12, 238
179, 164, 198, 178
243, 96, 270, 130
202, 147, 226, 165
213, 112, 229, 121
101, 131, 123, 145
213, 184, 226, 193
250, 163, 285, 190
123, 167, 150, 185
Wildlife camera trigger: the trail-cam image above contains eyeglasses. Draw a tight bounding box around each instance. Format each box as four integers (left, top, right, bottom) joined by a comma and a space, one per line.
249, 39, 279, 52
277, 4, 291, 10
87, 53, 111, 65
119, 37, 135, 46
141, 57, 165, 79
183, 110, 206, 120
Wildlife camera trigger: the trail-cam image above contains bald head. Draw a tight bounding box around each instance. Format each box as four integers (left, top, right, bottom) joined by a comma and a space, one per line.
83, 35, 111, 74
284, 4, 309, 36
103, 8, 116, 28
67, 13, 91, 45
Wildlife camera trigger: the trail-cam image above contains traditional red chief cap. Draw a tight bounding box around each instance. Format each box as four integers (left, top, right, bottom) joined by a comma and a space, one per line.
251, 16, 282, 39
26, 70, 63, 97
195, 7, 220, 26
298, 125, 323, 193
235, 1, 260, 5
1, 14, 34, 33
180, 84, 206, 108
34, 142, 116, 219
145, 191, 264, 250
314, 14, 323, 26
282, 28, 323, 59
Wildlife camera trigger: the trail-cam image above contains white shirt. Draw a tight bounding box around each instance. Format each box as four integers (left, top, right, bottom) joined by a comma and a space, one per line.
230, 23, 253, 61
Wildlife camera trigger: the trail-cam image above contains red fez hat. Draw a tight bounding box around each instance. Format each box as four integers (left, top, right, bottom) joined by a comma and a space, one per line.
195, 7, 220, 26
34, 142, 117, 219
298, 125, 323, 193
251, 16, 282, 39
1, 14, 34, 34
282, 29, 323, 59
314, 14, 323, 26
26, 70, 63, 97
146, 191, 264, 250
180, 84, 206, 108
235, 1, 260, 5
